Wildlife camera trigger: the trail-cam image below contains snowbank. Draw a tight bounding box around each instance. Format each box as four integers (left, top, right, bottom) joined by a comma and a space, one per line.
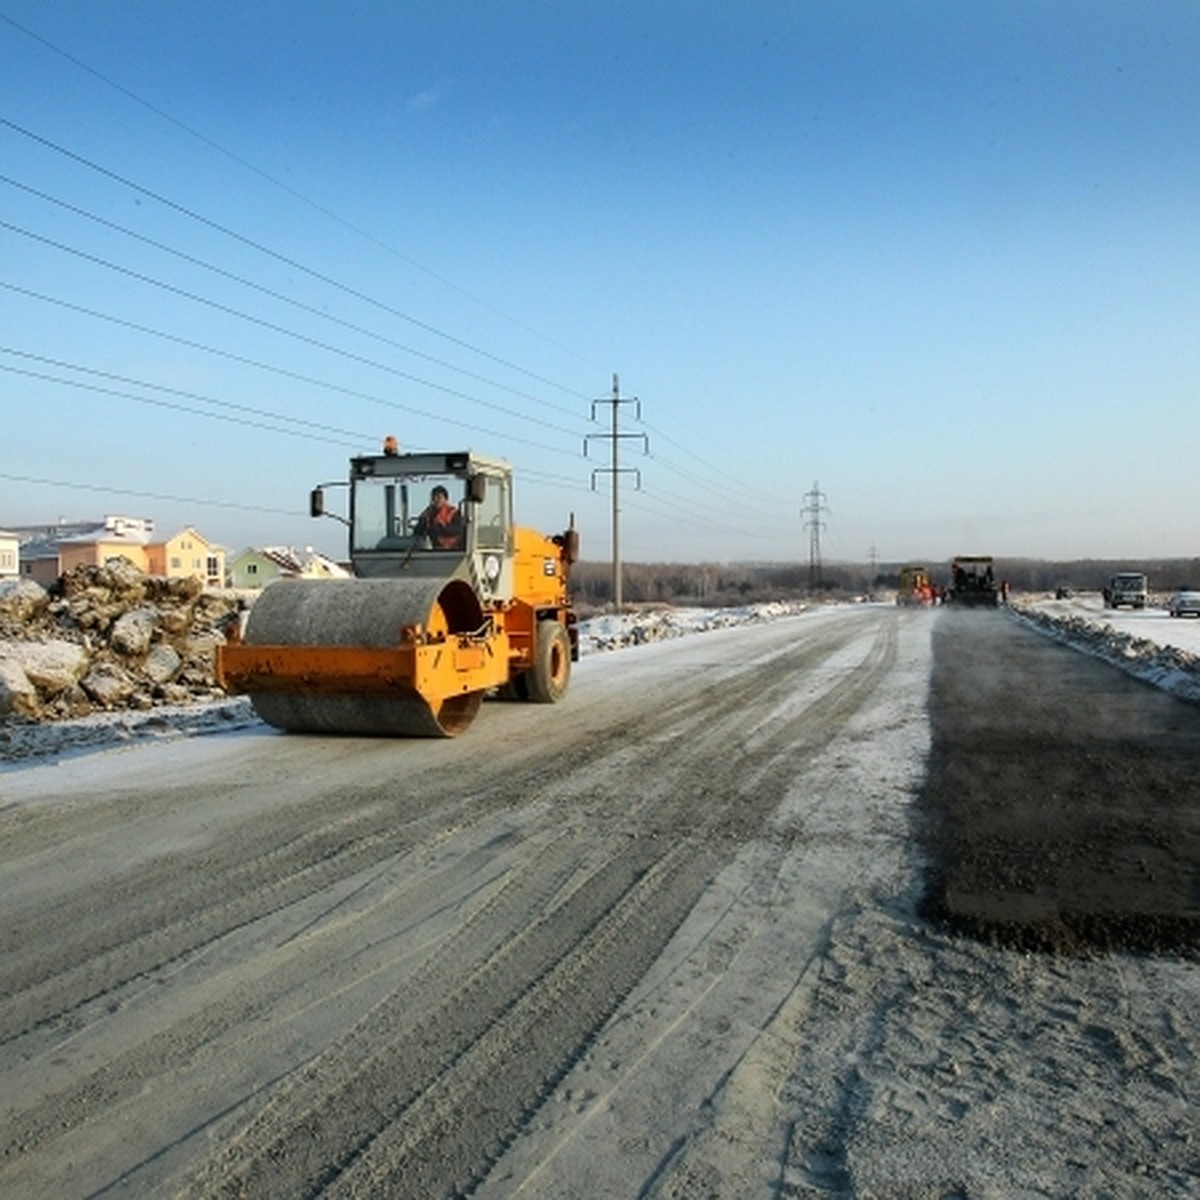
578, 599, 809, 654
0, 695, 258, 765
1011, 594, 1200, 704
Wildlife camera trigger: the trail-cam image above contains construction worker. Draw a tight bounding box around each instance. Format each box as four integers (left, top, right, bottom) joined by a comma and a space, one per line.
415, 485, 464, 550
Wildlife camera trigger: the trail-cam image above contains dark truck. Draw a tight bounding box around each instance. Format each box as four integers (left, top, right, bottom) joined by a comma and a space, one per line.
947, 555, 1000, 607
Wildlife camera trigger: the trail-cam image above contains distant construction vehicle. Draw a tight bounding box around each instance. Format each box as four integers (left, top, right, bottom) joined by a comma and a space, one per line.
947, 555, 1001, 607
896, 564, 935, 606
216, 440, 578, 737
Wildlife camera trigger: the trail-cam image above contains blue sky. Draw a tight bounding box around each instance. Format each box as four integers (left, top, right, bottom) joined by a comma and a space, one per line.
2, 2, 1198, 567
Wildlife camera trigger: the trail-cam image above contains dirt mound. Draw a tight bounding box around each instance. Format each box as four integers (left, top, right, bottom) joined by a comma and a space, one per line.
0, 562, 241, 722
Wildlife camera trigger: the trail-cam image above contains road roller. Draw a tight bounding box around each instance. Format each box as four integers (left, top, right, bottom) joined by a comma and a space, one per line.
216, 441, 579, 736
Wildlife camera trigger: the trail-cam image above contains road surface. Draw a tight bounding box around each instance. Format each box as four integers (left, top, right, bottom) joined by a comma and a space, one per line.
1, 604, 1196, 1197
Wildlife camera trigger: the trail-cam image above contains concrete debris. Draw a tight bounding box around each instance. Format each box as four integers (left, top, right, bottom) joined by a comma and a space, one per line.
0, 562, 241, 721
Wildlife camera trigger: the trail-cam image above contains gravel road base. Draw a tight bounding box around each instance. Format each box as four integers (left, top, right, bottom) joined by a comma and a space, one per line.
919, 608, 1200, 957
3, 606, 1198, 1197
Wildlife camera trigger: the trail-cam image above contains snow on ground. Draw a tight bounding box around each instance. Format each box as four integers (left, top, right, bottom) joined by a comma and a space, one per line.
0, 694, 260, 767
577, 598, 811, 654
3, 594, 1198, 767
1012, 590, 1200, 704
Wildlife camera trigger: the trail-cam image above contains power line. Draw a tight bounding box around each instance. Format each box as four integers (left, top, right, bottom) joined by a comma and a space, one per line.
1, 172, 589, 423
0, 354, 371, 447
1, 354, 791, 548
640, 448, 775, 513
1, 218, 584, 438
3, 284, 794, 545
0, 14, 610, 374
0, 346, 379, 441
0, 71, 799, 549
0, 123, 780, 542
637, 417, 758, 507
0, 471, 299, 516
1, 116, 597, 404
0, 281, 583, 459
622, 489, 779, 542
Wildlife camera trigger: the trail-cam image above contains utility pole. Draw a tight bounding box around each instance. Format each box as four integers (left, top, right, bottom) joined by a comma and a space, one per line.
584, 374, 648, 611
801, 481, 829, 592
867, 543, 878, 595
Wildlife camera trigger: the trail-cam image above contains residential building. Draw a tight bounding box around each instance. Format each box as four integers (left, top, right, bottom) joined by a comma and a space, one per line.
17, 540, 62, 588
226, 546, 350, 590
6, 518, 113, 543
302, 549, 352, 580
226, 546, 304, 590
9, 515, 225, 588
56, 516, 154, 576
145, 527, 226, 587
0, 529, 18, 580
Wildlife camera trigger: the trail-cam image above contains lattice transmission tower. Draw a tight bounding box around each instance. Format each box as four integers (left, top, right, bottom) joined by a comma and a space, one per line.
801, 481, 829, 591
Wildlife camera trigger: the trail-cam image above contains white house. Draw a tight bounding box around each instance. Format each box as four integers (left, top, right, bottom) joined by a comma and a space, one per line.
0, 529, 18, 580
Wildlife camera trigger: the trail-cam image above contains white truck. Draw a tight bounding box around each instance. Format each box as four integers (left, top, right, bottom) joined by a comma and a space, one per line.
1103, 572, 1148, 610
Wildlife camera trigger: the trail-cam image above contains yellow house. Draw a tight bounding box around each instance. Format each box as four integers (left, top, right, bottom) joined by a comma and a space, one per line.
13, 517, 225, 587
57, 516, 154, 575
145, 527, 226, 587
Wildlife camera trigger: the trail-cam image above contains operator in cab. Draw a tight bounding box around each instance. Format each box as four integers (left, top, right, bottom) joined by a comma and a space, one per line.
415, 485, 464, 550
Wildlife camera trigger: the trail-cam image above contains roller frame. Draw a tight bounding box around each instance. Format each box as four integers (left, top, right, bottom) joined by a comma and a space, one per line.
216, 628, 512, 699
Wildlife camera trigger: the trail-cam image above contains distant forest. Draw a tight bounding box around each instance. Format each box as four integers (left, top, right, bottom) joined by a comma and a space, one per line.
570, 557, 1200, 612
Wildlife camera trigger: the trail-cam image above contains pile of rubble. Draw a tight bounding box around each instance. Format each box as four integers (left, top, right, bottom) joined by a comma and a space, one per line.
0, 559, 243, 722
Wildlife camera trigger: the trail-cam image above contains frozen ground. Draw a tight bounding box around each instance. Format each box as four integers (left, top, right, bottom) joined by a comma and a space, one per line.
2, 597, 1197, 1197
2, 594, 1198, 766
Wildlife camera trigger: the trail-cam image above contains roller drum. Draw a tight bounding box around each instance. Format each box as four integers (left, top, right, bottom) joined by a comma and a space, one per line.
242, 577, 484, 737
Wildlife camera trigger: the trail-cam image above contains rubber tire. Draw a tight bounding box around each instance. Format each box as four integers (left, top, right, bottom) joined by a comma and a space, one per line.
495, 672, 531, 702
527, 619, 571, 704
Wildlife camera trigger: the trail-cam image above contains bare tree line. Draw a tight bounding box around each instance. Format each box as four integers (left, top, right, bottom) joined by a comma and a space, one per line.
570, 557, 1200, 611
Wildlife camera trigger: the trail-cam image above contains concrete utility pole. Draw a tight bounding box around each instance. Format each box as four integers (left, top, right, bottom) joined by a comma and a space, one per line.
801, 481, 829, 591
584, 374, 648, 611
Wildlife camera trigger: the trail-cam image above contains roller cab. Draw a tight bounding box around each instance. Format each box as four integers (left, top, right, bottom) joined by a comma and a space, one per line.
216, 446, 577, 737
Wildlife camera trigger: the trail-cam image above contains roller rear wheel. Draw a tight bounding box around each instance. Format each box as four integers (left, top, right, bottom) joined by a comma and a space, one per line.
495, 672, 531, 702
527, 619, 571, 704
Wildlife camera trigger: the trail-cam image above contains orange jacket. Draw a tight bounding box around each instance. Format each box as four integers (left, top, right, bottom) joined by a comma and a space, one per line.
424, 500, 463, 549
